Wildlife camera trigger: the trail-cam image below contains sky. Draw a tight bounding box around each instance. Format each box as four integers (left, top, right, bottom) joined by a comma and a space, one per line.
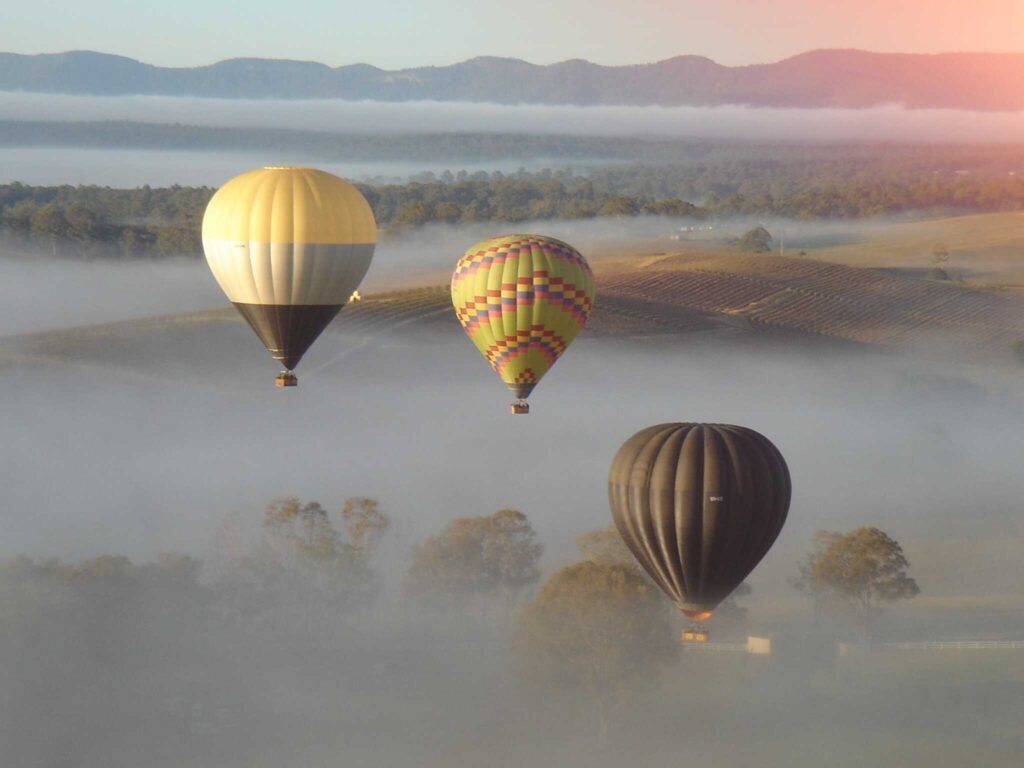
2, 0, 1023, 69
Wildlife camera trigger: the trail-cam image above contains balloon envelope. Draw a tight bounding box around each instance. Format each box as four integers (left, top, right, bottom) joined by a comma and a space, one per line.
608, 423, 790, 617
202, 166, 376, 373
450, 234, 594, 401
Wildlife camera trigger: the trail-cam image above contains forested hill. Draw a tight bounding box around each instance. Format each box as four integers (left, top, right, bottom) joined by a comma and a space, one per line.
3, 49, 1024, 109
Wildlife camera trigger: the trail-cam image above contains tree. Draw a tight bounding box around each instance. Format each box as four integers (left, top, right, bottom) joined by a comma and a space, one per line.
262, 497, 340, 566
216, 498, 377, 630
794, 526, 919, 636
64, 202, 102, 242
340, 497, 390, 555
598, 196, 639, 217
120, 227, 148, 257
30, 203, 67, 239
2, 199, 39, 232
930, 243, 951, 279
391, 201, 429, 229
30, 203, 68, 255
514, 561, 677, 740
575, 523, 636, 568
739, 226, 773, 253
931, 242, 950, 265
405, 509, 542, 605
431, 201, 461, 223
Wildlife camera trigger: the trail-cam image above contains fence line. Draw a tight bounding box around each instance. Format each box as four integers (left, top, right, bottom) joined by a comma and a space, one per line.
680, 639, 1024, 654
679, 642, 748, 652
876, 640, 1024, 651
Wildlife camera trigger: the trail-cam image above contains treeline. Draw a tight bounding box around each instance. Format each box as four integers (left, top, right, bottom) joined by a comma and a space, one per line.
587, 161, 1024, 219
4, 149, 1024, 258
0, 176, 702, 258
0, 496, 676, 763
0, 492, 927, 762
0, 182, 212, 257
361, 174, 702, 227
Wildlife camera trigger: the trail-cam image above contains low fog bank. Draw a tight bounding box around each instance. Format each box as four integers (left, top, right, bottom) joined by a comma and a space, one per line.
5, 91, 1024, 143
365, 216, 679, 289
0, 215, 681, 335
0, 254, 221, 336
0, 214, 882, 335
2, 241, 1024, 766
1, 323, 1024, 767
1, 320, 1022, 605
367, 214, 897, 288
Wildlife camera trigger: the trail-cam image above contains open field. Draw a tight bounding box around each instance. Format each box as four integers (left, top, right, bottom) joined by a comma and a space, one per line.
602, 251, 1024, 361
2, 241, 1024, 768
800, 211, 1024, 290
9, 248, 1022, 373
1, 241, 1022, 606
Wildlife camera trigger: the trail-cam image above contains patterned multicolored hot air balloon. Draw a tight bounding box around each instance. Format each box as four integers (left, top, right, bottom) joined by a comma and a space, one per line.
451, 234, 595, 414
608, 423, 791, 621
201, 167, 375, 386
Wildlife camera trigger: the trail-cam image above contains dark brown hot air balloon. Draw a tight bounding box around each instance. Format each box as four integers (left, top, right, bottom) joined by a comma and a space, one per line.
608, 423, 790, 620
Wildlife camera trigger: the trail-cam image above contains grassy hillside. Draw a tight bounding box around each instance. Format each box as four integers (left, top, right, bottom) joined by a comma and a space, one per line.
601, 251, 1024, 360
5, 250, 1024, 372
805, 211, 1024, 290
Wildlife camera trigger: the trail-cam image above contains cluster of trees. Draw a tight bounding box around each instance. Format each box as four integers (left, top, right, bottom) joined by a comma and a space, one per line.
0, 181, 209, 257
362, 175, 702, 229
0, 176, 704, 258
212, 497, 390, 630
404, 508, 543, 610
5, 142, 1024, 258
585, 144, 1024, 218
0, 492, 922, 657
739, 225, 774, 253
794, 526, 921, 637
514, 525, 677, 738
0, 491, 922, 749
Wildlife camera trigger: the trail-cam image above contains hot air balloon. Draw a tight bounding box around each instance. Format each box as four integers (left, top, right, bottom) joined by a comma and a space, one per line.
608, 423, 790, 621
451, 234, 594, 414
201, 167, 376, 386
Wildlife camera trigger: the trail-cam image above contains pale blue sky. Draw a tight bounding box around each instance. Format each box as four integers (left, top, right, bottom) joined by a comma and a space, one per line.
2, 0, 1022, 69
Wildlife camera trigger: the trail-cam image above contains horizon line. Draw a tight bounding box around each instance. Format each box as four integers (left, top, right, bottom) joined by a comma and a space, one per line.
5, 47, 1024, 73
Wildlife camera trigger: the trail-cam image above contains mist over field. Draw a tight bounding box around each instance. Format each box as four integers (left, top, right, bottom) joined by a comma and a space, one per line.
7, 3, 1024, 761
0, 256, 222, 334
2, 246, 1024, 765
0, 214, 886, 331
1, 176, 1024, 766
3, 314, 1021, 595
1, 241, 1022, 602
7, 91, 1024, 143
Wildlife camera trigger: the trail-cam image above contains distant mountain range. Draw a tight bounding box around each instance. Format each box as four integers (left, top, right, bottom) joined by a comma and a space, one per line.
1, 49, 1023, 109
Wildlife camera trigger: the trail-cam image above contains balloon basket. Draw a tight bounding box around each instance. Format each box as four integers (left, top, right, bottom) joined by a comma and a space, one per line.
510, 400, 530, 415
275, 371, 298, 388
681, 627, 710, 643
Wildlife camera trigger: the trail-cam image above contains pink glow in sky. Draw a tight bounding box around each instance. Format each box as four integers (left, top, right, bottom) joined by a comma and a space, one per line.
622, 0, 1024, 64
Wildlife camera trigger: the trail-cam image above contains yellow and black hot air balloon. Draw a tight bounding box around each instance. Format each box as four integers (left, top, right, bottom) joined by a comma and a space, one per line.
201, 167, 376, 386
608, 423, 791, 621
451, 234, 594, 413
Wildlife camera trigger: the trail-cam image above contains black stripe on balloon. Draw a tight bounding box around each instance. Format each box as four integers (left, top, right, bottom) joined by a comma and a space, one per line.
232, 303, 344, 370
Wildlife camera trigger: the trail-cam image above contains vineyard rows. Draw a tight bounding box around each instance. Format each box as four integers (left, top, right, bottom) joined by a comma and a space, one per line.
601, 259, 1024, 355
